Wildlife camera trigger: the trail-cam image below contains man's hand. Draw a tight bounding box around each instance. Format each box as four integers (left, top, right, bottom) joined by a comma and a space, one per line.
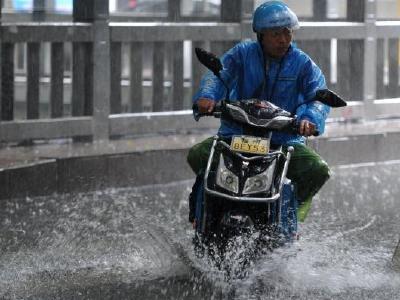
197, 98, 216, 114
299, 119, 316, 137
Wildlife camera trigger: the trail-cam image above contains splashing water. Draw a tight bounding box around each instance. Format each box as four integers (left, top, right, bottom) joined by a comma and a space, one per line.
0, 163, 399, 299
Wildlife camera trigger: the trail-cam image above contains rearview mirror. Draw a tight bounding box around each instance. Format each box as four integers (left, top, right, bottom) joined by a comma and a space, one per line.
195, 47, 223, 77
315, 89, 347, 108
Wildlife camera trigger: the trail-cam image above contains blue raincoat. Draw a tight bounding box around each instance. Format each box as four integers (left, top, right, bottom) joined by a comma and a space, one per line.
193, 41, 330, 146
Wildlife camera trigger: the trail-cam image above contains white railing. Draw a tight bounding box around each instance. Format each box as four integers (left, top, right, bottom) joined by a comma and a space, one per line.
1, 0, 400, 142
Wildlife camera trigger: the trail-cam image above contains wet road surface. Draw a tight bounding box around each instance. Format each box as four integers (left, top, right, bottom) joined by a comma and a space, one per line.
1, 161, 400, 299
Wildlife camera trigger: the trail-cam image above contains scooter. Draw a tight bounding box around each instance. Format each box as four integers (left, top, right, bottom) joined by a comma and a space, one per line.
190, 48, 347, 269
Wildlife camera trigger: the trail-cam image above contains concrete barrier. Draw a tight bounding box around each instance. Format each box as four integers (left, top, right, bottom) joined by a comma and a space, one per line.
0, 148, 193, 200
1, 128, 400, 200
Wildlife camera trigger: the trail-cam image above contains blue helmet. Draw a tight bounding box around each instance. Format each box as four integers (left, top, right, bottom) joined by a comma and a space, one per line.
252, 1, 300, 33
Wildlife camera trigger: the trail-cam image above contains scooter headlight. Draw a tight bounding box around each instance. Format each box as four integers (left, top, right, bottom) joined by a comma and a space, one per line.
243, 160, 276, 194
216, 154, 239, 194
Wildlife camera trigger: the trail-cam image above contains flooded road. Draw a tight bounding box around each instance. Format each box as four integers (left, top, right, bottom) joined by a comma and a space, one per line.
1, 161, 400, 299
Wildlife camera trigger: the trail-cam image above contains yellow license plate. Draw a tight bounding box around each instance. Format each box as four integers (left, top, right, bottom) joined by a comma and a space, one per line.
230, 136, 270, 155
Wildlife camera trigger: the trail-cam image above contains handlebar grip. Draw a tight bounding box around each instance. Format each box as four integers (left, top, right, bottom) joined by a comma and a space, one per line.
292, 120, 319, 136
192, 102, 222, 120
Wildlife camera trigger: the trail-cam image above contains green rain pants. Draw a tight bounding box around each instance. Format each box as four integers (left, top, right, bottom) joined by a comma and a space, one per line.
187, 137, 330, 222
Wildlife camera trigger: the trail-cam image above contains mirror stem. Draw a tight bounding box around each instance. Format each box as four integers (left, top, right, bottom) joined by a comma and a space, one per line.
216, 74, 230, 102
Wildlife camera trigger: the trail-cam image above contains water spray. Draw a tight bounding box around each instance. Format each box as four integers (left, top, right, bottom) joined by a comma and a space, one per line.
393, 239, 400, 271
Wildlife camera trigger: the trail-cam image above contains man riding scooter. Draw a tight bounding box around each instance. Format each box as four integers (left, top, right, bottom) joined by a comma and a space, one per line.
188, 1, 331, 225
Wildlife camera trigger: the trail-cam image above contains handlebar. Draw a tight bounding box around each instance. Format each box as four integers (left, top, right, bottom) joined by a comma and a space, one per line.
192, 102, 223, 120
193, 101, 319, 136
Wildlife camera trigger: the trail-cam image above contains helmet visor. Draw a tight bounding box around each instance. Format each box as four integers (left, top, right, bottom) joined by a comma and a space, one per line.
260, 27, 294, 38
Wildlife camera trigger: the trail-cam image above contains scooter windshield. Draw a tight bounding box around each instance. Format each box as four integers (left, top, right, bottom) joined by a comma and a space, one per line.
224, 99, 294, 130
240, 99, 291, 119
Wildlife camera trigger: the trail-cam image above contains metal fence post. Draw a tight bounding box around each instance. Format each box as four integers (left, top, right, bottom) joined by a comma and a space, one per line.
110, 42, 122, 114
221, 0, 242, 23
26, 42, 40, 119
220, 0, 242, 51
336, 0, 365, 101
91, 0, 111, 141
72, 1, 93, 118
1, 0, 14, 122
32, 0, 45, 21
50, 42, 64, 118
0, 0, 2, 126
152, 41, 165, 112
24, 0, 45, 121
363, 0, 377, 119
168, 0, 184, 110
129, 42, 143, 112
1, 43, 13, 122
168, 0, 180, 22
387, 39, 400, 98
297, 0, 331, 88
73, 0, 110, 141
